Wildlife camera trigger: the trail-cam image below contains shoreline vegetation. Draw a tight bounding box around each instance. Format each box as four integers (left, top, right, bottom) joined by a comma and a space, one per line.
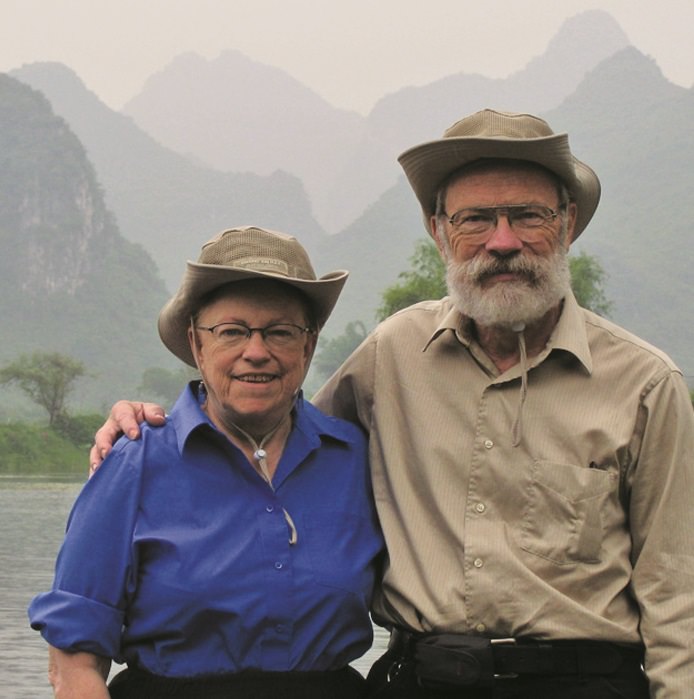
0, 417, 101, 476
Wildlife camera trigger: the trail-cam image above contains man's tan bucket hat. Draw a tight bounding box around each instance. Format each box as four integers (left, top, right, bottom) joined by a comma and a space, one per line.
398, 108, 601, 239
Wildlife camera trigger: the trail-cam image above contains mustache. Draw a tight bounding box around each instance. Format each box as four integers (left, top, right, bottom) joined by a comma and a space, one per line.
463, 254, 542, 284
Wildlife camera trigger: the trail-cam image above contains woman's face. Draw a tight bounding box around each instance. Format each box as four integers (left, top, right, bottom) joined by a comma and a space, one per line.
188, 280, 316, 438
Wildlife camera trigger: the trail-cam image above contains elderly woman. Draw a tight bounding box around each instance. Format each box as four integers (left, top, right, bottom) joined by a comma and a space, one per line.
29, 226, 383, 699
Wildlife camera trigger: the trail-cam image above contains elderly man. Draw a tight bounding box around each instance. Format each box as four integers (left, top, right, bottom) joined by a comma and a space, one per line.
314, 109, 694, 698
94, 110, 694, 698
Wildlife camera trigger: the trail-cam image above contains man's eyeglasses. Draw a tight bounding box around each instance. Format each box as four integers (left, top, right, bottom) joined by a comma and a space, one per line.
445, 204, 561, 237
195, 322, 314, 350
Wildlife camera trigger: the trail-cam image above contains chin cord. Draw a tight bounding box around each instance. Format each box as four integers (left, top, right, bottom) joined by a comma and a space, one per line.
511, 323, 528, 448
233, 418, 298, 546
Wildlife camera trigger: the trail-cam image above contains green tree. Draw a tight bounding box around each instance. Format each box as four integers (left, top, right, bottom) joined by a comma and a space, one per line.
569, 250, 612, 317
376, 239, 447, 321
312, 321, 368, 383
0, 352, 87, 426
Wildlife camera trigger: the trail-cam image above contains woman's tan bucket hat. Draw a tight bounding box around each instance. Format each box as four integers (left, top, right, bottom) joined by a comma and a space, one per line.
398, 108, 601, 239
159, 226, 348, 366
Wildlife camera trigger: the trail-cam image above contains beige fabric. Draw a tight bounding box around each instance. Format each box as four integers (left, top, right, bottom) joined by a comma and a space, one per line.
313, 292, 694, 697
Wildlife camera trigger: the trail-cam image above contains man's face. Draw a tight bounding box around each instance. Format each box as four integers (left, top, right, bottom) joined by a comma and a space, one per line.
432, 163, 577, 328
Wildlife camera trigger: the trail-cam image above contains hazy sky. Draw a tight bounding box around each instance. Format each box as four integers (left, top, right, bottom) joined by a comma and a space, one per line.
3, 0, 693, 114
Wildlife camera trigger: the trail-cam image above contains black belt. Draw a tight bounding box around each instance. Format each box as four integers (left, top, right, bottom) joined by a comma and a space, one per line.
388, 628, 644, 688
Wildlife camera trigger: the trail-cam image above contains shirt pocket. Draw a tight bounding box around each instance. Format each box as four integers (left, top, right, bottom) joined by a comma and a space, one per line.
520, 460, 617, 565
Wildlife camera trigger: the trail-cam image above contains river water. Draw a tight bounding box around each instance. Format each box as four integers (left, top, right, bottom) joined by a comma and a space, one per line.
0, 476, 388, 698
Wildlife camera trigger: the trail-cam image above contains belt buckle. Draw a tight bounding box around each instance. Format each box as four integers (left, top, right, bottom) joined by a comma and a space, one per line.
491, 637, 519, 679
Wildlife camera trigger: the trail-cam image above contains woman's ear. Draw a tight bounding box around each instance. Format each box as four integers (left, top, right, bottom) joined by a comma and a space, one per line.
188, 322, 203, 370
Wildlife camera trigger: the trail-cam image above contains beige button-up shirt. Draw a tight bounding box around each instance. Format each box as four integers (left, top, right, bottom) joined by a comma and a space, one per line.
313, 292, 694, 697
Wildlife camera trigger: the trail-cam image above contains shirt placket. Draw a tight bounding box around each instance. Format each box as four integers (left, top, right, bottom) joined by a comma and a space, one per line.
463, 379, 520, 636
257, 488, 296, 667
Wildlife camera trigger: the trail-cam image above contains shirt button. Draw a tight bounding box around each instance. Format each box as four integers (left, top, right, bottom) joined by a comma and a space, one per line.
476, 623, 486, 633
275, 624, 285, 634
484, 439, 494, 449
274, 562, 283, 570
473, 558, 484, 568
475, 503, 486, 513
266, 505, 274, 513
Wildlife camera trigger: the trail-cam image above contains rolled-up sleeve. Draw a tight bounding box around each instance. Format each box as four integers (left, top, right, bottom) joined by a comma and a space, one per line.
28, 441, 143, 660
28, 590, 124, 657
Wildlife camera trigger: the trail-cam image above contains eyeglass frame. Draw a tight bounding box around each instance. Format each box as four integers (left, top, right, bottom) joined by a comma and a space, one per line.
442, 203, 568, 242
443, 203, 565, 236
194, 321, 315, 349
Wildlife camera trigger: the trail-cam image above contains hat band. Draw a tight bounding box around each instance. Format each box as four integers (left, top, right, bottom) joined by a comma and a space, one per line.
233, 256, 290, 276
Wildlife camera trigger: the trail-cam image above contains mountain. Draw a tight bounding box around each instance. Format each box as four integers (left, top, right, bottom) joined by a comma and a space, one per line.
120, 11, 629, 234
9, 62, 327, 293
10, 10, 632, 291
5, 17, 692, 384
367, 10, 630, 154
122, 50, 368, 233
315, 47, 694, 381
313, 176, 423, 333
543, 47, 694, 380
0, 74, 174, 410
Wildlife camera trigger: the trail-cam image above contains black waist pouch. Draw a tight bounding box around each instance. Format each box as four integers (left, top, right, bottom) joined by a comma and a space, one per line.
414, 634, 495, 688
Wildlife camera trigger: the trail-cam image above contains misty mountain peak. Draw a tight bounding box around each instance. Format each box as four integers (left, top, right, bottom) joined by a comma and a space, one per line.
543, 10, 629, 60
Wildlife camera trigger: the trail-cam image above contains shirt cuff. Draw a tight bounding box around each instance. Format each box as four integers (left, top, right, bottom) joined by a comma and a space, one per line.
28, 589, 124, 659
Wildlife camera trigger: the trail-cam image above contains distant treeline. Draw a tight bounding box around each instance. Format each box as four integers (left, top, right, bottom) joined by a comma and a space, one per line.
0, 415, 101, 475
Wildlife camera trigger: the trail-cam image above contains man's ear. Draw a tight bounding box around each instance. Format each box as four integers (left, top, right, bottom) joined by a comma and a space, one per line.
564, 202, 578, 247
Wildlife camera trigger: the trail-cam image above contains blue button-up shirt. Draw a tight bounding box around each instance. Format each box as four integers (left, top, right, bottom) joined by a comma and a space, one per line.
29, 384, 383, 677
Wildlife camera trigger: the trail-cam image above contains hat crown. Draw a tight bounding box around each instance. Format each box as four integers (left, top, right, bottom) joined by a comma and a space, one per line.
444, 109, 555, 141
199, 226, 317, 281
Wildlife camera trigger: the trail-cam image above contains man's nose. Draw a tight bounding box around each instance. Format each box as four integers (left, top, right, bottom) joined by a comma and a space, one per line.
484, 215, 524, 255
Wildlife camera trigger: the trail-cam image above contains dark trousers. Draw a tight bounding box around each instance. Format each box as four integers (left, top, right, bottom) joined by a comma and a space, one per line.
108, 665, 368, 699
365, 649, 650, 699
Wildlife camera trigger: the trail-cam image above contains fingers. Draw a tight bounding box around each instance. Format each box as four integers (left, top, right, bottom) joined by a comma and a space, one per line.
88, 401, 167, 476
141, 402, 167, 426
113, 401, 147, 440
89, 419, 120, 474
88, 445, 101, 478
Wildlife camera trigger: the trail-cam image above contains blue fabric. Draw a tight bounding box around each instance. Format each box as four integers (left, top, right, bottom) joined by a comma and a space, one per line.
29, 383, 383, 677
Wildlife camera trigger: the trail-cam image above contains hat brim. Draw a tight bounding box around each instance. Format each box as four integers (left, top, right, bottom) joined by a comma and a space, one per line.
398, 133, 600, 239
159, 262, 348, 366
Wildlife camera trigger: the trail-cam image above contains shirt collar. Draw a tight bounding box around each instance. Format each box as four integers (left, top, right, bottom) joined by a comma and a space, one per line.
544, 291, 593, 374
169, 381, 214, 454
422, 302, 470, 352
290, 391, 362, 447
169, 381, 357, 456
422, 292, 593, 375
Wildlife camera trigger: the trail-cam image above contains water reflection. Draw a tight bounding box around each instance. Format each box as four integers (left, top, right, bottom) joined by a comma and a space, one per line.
0, 477, 387, 697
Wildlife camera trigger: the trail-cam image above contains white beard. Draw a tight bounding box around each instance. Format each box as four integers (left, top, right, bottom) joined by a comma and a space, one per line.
446, 247, 571, 328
